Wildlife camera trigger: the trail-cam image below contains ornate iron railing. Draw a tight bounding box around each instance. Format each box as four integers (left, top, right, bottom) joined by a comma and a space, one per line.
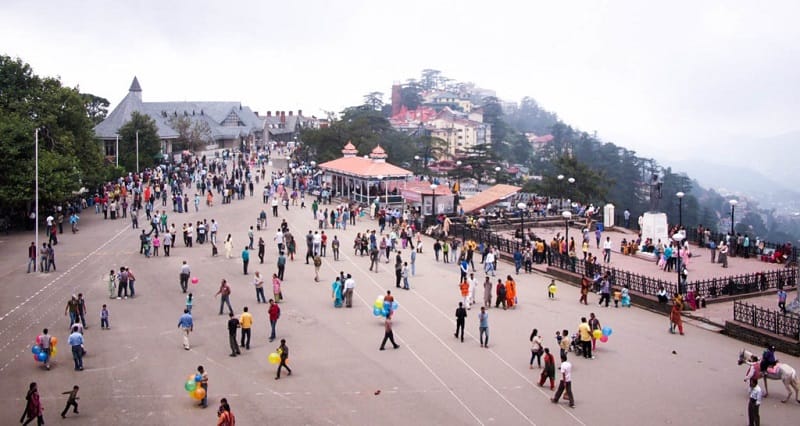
733, 300, 800, 340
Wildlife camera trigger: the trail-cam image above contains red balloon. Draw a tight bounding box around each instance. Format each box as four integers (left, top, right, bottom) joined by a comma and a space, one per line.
600, 335, 609, 343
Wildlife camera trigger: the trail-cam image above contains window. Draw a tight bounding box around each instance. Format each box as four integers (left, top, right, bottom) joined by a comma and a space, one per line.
104, 140, 115, 157
222, 111, 244, 127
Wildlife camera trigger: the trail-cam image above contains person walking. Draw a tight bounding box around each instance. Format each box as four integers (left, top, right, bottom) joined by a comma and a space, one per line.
20, 382, 44, 426
217, 398, 235, 426
588, 312, 602, 351
216, 279, 234, 316
179, 261, 190, 293
344, 274, 355, 308
68, 325, 84, 371
603, 236, 612, 263
578, 317, 593, 359
669, 293, 685, 335
248, 226, 254, 250
459, 278, 470, 308
748, 377, 762, 426
197, 365, 208, 408
454, 302, 467, 342
478, 306, 489, 348
277, 251, 286, 281
27, 242, 37, 273
401, 262, 410, 290
483, 276, 492, 308
107, 270, 117, 299
268, 299, 280, 342
253, 272, 266, 303
272, 273, 283, 303
258, 237, 265, 264
313, 253, 322, 282
227, 313, 241, 357
530, 329, 544, 368
379, 312, 400, 350
242, 247, 250, 275
100, 304, 109, 329
598, 274, 611, 307
178, 309, 193, 350
240, 307, 253, 350
76, 293, 88, 328
538, 348, 556, 390
224, 234, 234, 259
551, 353, 574, 407
37, 329, 53, 370
275, 339, 292, 379
60, 385, 80, 418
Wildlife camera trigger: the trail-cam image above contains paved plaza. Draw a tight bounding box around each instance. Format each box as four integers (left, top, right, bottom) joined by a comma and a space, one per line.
1, 163, 799, 425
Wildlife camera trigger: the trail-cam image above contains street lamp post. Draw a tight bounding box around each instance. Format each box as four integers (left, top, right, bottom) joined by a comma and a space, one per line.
567, 177, 575, 202
562, 211, 572, 267
430, 183, 438, 219
676, 191, 685, 227
135, 130, 139, 174
414, 155, 420, 177
495, 166, 501, 183
34, 128, 39, 251
557, 174, 564, 209
674, 232, 686, 294
454, 160, 462, 212
517, 202, 527, 241
729, 199, 738, 235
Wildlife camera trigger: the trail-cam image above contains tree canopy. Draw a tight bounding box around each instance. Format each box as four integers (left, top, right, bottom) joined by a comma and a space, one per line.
118, 112, 161, 173
0, 55, 105, 213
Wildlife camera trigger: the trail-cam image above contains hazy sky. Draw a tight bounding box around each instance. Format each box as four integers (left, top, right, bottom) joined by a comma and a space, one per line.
3, 0, 799, 169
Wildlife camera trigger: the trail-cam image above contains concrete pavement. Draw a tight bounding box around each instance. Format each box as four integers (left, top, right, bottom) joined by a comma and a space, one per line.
1, 166, 799, 425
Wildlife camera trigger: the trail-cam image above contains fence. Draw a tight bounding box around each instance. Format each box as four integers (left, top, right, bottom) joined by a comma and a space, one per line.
450, 223, 797, 300
733, 300, 800, 340
613, 213, 799, 262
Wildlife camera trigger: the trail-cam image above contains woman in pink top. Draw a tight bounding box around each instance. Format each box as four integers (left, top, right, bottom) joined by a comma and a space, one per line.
272, 274, 283, 302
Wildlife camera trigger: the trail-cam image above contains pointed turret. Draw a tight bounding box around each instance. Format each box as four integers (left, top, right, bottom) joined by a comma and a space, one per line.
129, 77, 142, 100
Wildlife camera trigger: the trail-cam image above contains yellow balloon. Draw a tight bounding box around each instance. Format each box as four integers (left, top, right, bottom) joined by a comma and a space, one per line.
51, 347, 57, 357
592, 330, 602, 339
192, 387, 206, 400
268, 352, 281, 364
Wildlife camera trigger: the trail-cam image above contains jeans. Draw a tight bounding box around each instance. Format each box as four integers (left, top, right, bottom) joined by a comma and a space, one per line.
27, 258, 36, 273
229, 333, 240, 355
200, 383, 208, 407
180, 273, 189, 293
219, 295, 233, 315
479, 327, 489, 346
240, 328, 251, 349
256, 287, 266, 303
455, 320, 465, 341
269, 319, 277, 340
69, 312, 78, 328
552, 380, 574, 406
71, 345, 83, 370
129, 280, 135, 298
118, 281, 128, 298
380, 331, 399, 349
61, 399, 78, 417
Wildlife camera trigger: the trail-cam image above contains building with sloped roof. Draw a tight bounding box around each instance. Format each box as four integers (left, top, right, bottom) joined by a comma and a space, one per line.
93, 77, 264, 158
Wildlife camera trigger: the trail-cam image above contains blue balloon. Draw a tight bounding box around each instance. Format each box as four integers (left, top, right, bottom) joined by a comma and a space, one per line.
31, 345, 41, 355
602, 327, 612, 336
195, 374, 202, 382
391, 301, 399, 311
373, 307, 382, 316
37, 352, 47, 362
382, 308, 390, 317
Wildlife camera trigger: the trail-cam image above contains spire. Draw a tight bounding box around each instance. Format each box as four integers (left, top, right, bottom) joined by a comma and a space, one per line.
129, 76, 142, 92
129, 77, 142, 101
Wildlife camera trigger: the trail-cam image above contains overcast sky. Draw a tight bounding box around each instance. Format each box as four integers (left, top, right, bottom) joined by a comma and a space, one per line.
3, 0, 799, 170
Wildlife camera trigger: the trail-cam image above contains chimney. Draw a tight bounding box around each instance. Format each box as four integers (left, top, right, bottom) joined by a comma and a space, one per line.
253, 111, 259, 117
275, 110, 280, 116
288, 111, 293, 116
298, 110, 302, 116
280, 111, 286, 124
267, 111, 271, 117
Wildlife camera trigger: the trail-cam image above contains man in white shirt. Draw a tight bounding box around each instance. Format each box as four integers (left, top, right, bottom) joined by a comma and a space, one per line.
210, 220, 219, 245
46, 215, 54, 235
603, 237, 612, 263
467, 273, 478, 307
312, 232, 322, 256
552, 354, 574, 407
484, 251, 496, 277
748, 378, 762, 426
343, 274, 356, 308
274, 230, 284, 252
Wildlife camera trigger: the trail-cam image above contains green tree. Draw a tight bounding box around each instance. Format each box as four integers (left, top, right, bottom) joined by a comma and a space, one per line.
81, 93, 110, 125
168, 115, 213, 153
0, 55, 104, 211
118, 112, 160, 172
363, 92, 384, 111
401, 80, 423, 110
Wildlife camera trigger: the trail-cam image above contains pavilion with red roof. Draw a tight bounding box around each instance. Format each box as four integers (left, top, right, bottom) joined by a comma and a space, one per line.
319, 142, 413, 205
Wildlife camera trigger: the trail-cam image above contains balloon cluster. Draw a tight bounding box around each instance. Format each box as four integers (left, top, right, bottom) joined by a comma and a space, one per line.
31, 336, 58, 363
184, 374, 206, 400
592, 326, 613, 343
372, 296, 398, 317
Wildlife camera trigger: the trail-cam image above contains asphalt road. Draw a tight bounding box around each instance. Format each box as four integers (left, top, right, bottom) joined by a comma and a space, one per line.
1, 165, 798, 425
